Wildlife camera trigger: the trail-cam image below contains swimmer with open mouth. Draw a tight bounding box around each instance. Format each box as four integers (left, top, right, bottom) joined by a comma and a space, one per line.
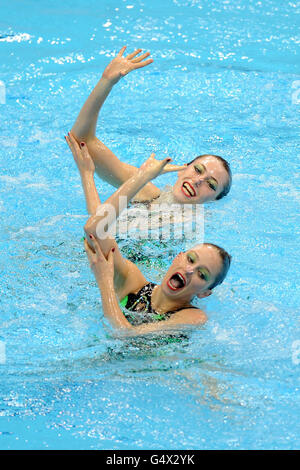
66, 135, 231, 336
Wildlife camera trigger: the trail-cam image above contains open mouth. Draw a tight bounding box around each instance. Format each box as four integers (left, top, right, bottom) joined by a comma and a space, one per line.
181, 181, 196, 198
167, 272, 186, 291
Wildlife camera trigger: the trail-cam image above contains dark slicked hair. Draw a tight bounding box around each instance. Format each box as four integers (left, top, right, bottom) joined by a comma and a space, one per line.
204, 243, 232, 290
187, 154, 232, 200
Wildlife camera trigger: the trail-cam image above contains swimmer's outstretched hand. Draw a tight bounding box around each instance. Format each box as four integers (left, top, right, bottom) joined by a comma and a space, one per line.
162, 162, 188, 174
139, 153, 187, 180
84, 235, 115, 280
102, 46, 153, 85
65, 132, 95, 174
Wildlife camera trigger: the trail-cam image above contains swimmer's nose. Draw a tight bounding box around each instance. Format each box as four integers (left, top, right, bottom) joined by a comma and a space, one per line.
185, 267, 194, 276
194, 179, 204, 187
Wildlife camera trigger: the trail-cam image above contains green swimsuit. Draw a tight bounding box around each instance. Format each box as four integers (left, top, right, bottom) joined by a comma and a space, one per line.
120, 283, 198, 343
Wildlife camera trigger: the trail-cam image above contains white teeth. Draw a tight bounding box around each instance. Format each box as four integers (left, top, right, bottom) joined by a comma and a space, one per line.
182, 184, 191, 197
169, 273, 185, 289
183, 182, 195, 197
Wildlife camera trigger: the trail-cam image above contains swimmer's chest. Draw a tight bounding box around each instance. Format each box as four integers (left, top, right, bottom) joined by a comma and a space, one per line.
120, 293, 167, 325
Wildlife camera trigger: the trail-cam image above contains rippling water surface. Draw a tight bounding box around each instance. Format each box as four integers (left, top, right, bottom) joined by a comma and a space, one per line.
0, 0, 299, 449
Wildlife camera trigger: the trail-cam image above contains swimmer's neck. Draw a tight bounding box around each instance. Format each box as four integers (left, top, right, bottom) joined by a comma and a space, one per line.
150, 186, 183, 206
151, 284, 192, 314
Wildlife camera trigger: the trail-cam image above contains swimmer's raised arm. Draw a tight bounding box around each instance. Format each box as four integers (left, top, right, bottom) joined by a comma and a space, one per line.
84, 153, 187, 238
71, 46, 159, 202
72, 46, 153, 141
65, 133, 100, 214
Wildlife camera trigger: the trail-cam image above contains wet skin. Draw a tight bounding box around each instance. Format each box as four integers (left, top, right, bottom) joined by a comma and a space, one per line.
160, 244, 223, 301
172, 155, 229, 204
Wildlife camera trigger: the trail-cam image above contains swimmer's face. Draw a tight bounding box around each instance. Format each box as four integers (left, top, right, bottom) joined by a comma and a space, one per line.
172, 155, 229, 204
161, 244, 223, 300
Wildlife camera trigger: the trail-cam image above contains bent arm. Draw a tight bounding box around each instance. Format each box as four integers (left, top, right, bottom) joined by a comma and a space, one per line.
83, 170, 151, 239
84, 153, 174, 238
81, 158, 155, 293
83, 164, 156, 292
71, 47, 160, 201
83, 154, 185, 295
70, 76, 143, 188
82, 137, 161, 201
85, 228, 206, 333
92, 239, 147, 300
99, 278, 206, 334
71, 75, 144, 189
72, 79, 161, 200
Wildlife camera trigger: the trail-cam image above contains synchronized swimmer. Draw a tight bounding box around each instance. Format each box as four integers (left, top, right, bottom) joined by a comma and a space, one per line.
65, 46, 232, 335
71, 46, 232, 206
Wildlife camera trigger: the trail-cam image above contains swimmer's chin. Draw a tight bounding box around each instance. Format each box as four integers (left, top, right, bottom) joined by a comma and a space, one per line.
171, 187, 197, 204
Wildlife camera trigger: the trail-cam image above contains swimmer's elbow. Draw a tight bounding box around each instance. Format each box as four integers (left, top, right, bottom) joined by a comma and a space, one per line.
84, 215, 99, 236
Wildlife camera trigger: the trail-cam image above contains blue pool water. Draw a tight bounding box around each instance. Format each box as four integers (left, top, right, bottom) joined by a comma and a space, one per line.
0, 0, 299, 450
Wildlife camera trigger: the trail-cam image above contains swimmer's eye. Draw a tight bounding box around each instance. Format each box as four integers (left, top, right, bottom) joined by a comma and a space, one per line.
187, 253, 196, 264
207, 178, 217, 191
198, 268, 209, 282
194, 164, 205, 175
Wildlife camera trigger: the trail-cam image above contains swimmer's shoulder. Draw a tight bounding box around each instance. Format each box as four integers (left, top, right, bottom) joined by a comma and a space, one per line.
171, 307, 207, 325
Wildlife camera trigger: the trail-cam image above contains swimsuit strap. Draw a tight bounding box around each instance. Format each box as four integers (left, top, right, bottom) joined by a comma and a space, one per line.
121, 282, 199, 323
164, 304, 199, 315
124, 282, 156, 313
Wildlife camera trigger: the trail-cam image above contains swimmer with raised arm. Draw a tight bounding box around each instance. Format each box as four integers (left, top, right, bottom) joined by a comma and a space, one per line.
71, 46, 232, 205
66, 134, 231, 336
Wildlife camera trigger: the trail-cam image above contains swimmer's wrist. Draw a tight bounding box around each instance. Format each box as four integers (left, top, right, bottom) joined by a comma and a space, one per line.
136, 167, 156, 184
100, 75, 117, 87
